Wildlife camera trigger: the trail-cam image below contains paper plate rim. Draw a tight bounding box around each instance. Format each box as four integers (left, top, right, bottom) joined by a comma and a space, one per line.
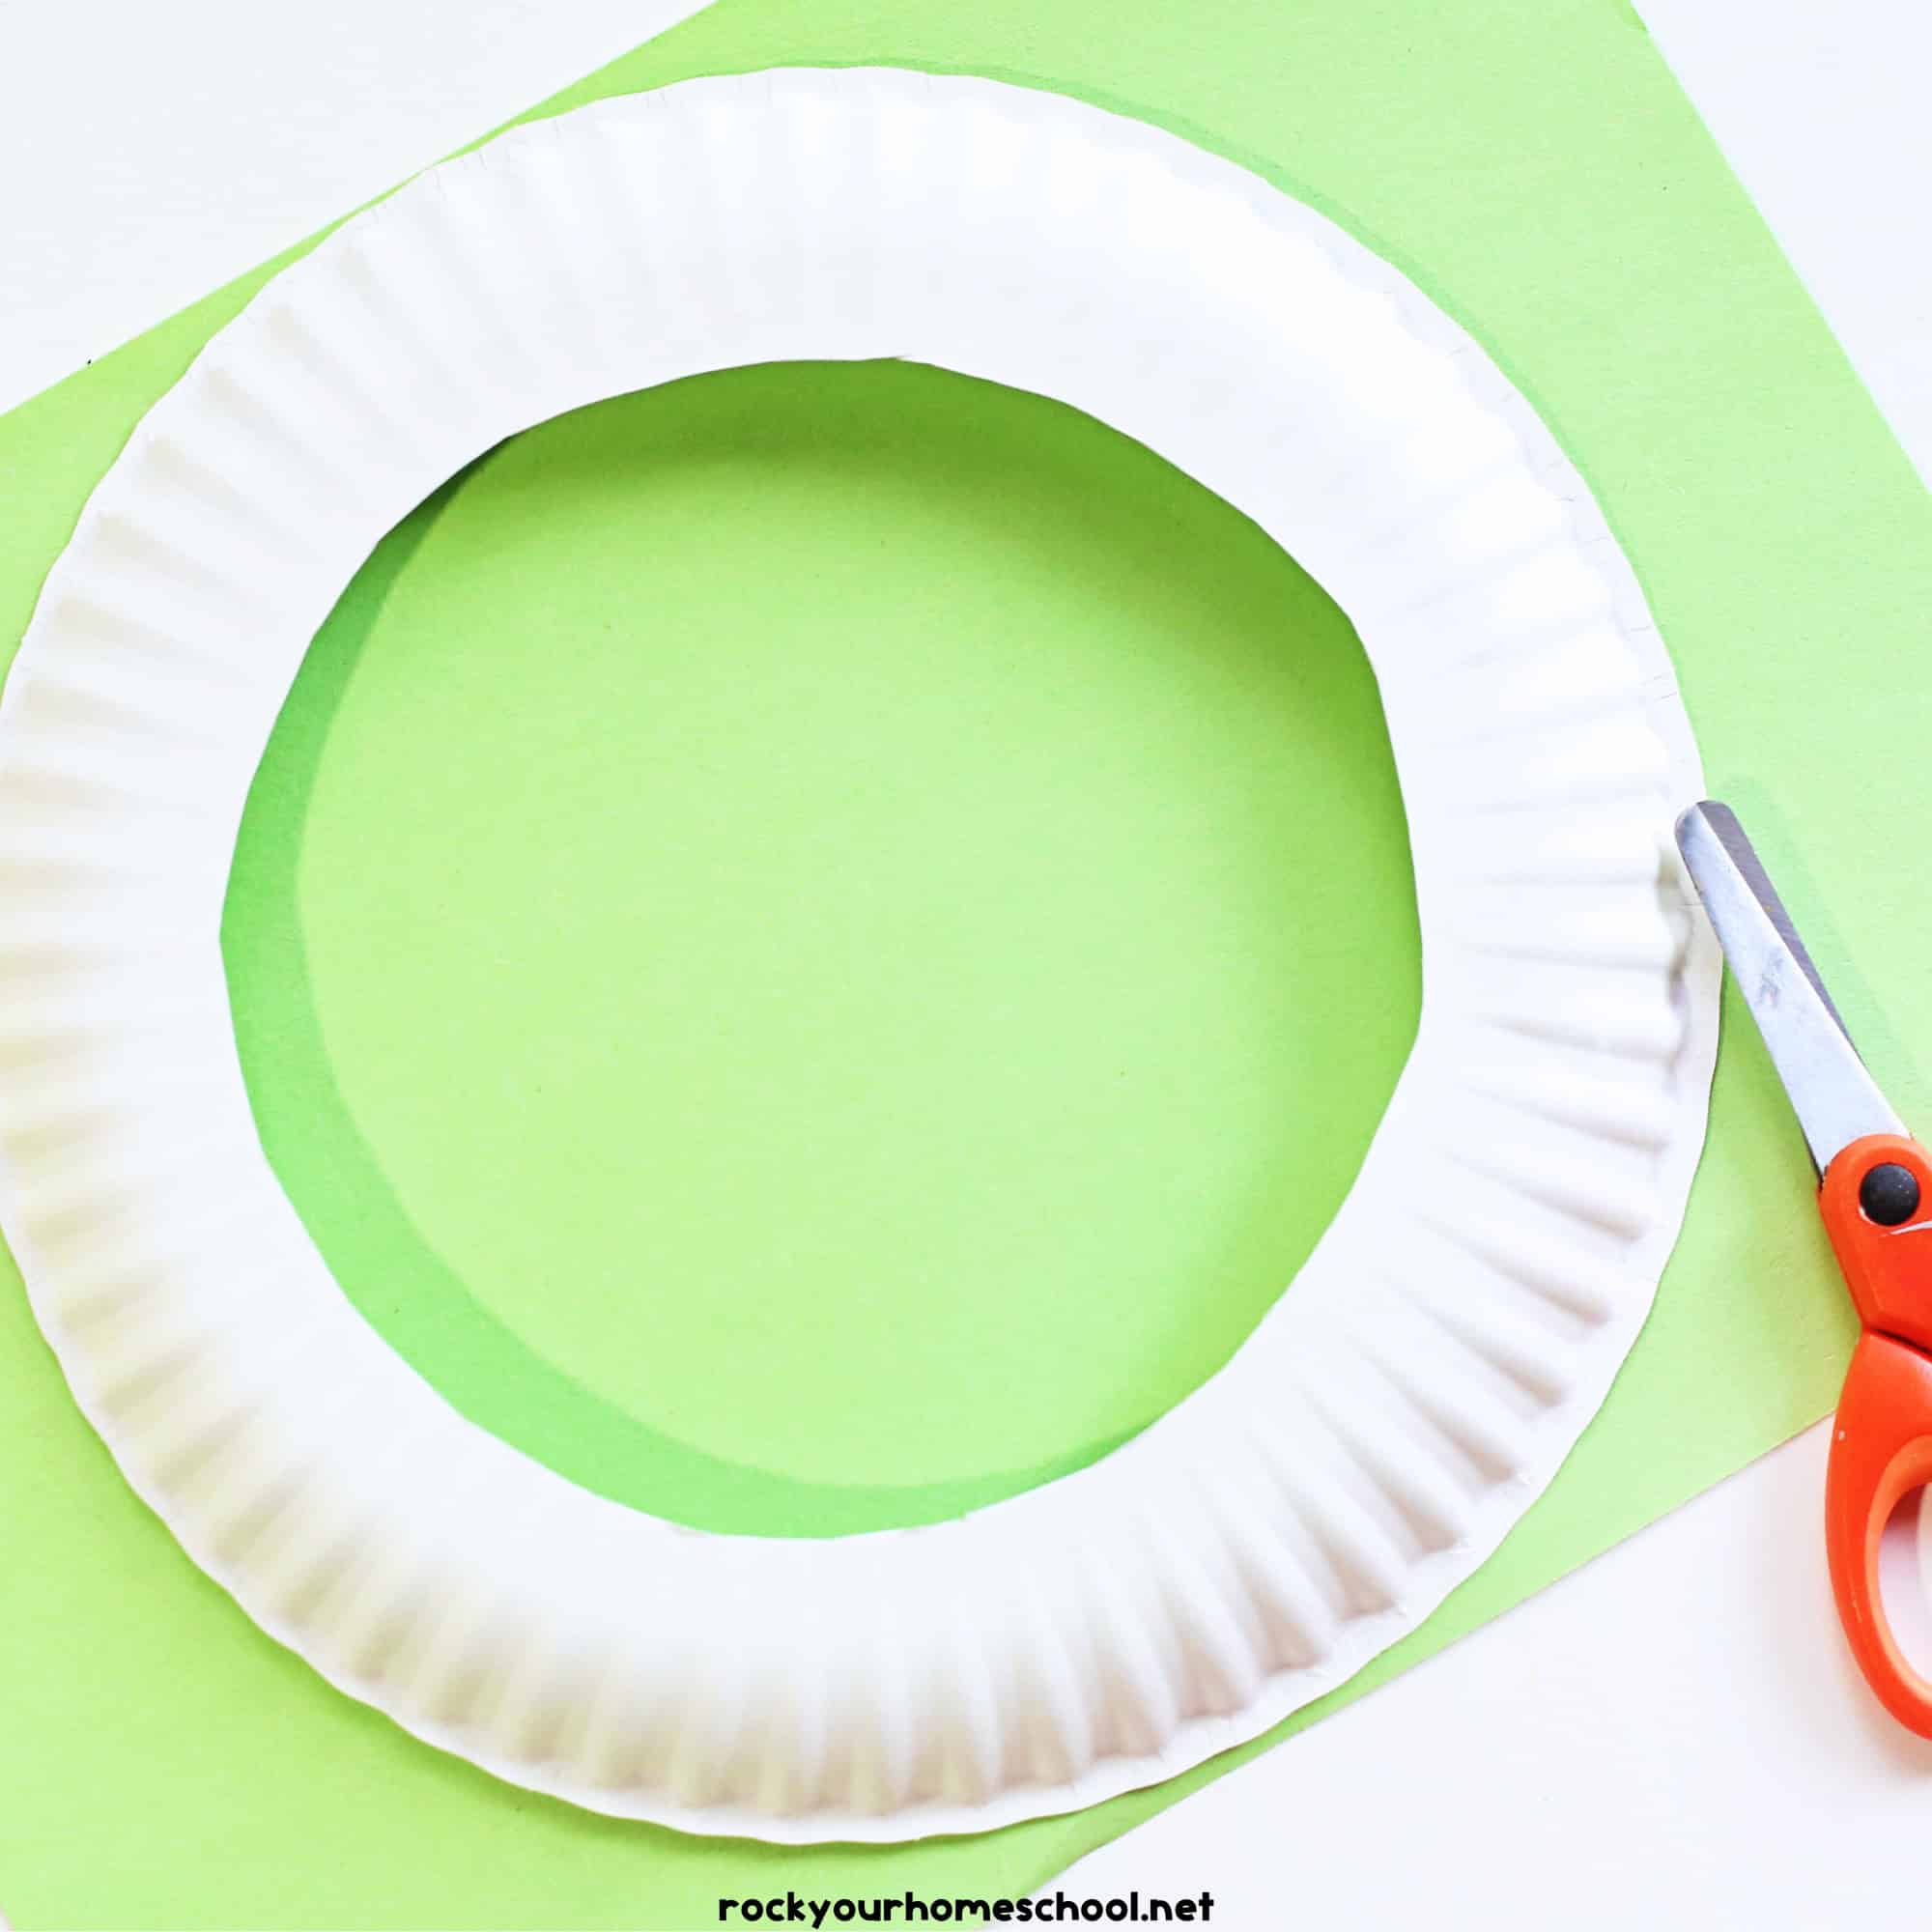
0, 67, 1718, 1840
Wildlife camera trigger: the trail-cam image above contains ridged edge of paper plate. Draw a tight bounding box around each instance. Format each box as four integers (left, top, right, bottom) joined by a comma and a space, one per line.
0, 68, 1718, 1840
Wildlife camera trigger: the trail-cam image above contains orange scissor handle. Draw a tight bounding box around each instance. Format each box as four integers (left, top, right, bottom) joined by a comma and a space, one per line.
1821, 1133, 1932, 1738
1825, 1331, 1932, 1737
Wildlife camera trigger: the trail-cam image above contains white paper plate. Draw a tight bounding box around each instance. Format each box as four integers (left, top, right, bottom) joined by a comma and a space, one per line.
0, 69, 1718, 1841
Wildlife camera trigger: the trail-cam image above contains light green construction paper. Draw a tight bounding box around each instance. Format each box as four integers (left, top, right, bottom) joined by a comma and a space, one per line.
223, 359, 1414, 1528
5, 0, 1932, 1925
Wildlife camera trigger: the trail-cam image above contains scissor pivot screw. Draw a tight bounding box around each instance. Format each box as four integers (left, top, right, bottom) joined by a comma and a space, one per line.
1860, 1162, 1921, 1227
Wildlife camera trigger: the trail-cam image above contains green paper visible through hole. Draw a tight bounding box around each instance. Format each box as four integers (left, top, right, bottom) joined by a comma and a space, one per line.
221, 359, 1419, 1535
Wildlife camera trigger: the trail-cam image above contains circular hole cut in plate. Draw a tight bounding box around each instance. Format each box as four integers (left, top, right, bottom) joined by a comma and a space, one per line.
227, 359, 1421, 1526
0, 69, 1719, 1840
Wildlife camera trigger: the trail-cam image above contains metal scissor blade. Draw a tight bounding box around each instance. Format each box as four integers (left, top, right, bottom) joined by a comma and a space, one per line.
1675, 800, 1903, 1176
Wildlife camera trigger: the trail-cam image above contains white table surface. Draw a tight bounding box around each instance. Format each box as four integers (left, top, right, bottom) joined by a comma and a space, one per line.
3, 3, 1929, 1926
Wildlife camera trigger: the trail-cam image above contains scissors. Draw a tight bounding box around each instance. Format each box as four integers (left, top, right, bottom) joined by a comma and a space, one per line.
1677, 800, 1932, 1737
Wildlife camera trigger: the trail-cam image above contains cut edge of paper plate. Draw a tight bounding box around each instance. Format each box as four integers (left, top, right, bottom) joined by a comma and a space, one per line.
0, 68, 1719, 1841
